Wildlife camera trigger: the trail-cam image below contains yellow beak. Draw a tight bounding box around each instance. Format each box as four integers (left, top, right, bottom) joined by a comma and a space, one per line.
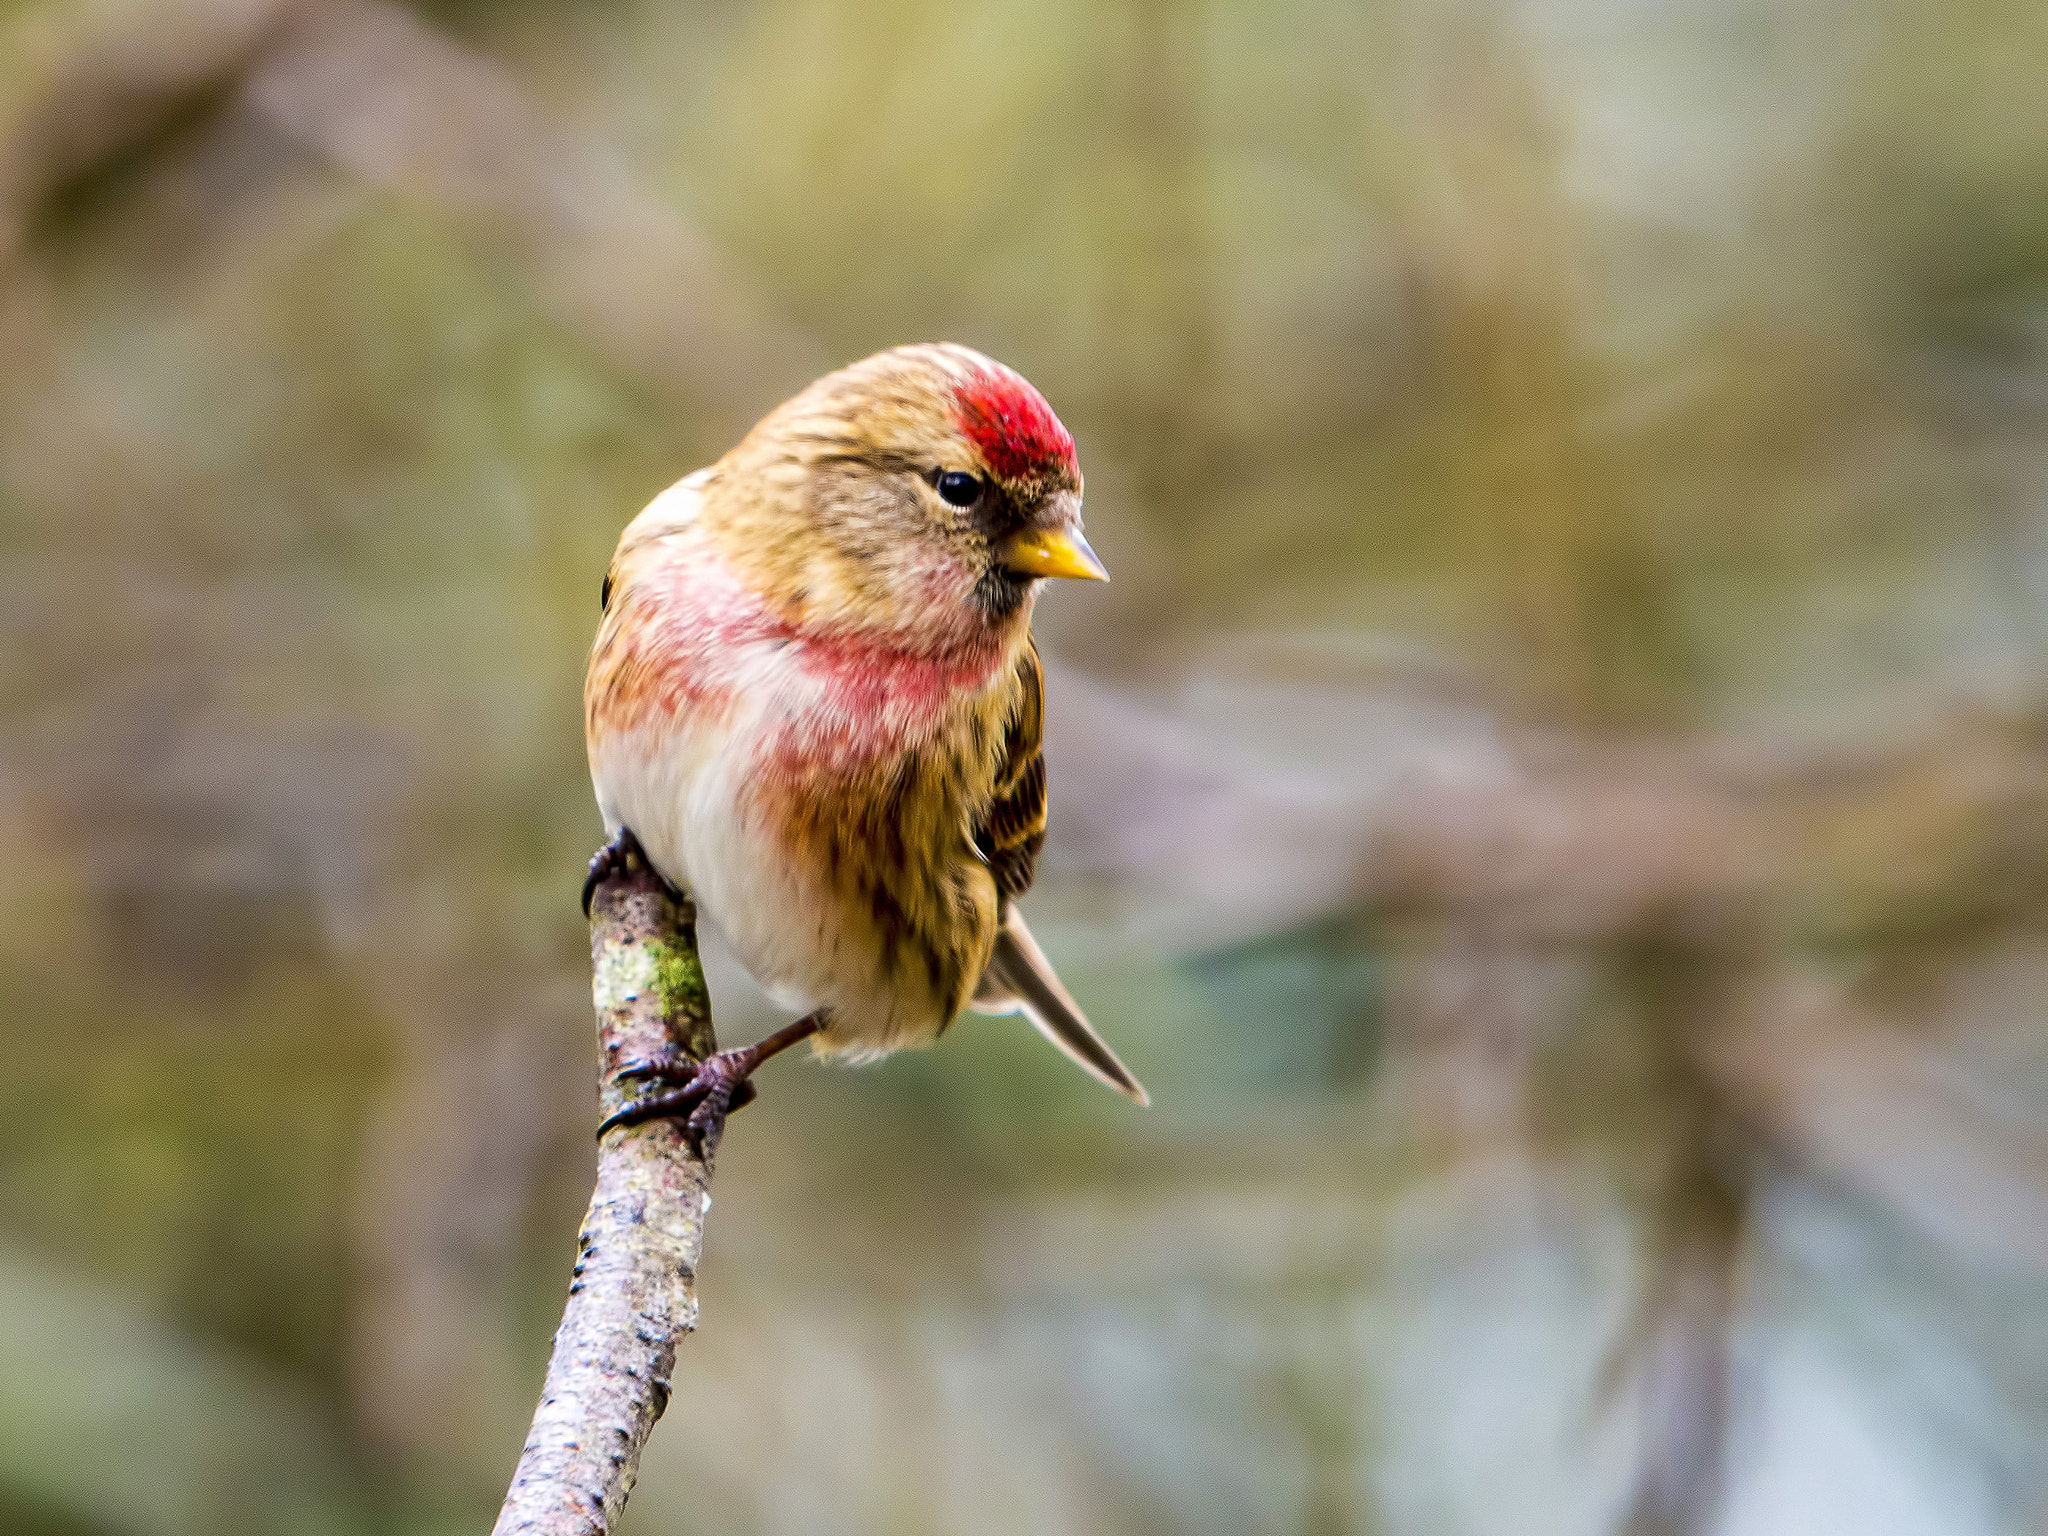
1000, 527, 1110, 582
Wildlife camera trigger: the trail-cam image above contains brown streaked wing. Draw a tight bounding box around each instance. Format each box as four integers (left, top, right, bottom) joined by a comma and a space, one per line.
973, 637, 1047, 904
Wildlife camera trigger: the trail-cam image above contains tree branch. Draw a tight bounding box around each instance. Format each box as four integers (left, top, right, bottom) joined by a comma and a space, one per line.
492, 845, 719, 1536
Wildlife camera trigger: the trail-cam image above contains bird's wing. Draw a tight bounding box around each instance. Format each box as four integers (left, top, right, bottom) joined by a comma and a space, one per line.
973, 636, 1048, 903
970, 640, 1148, 1104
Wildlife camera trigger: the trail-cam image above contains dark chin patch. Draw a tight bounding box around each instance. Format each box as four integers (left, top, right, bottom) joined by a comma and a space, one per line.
971, 566, 1032, 619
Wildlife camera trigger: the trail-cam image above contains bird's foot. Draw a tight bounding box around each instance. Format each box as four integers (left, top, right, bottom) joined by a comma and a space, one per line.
596, 1011, 826, 1154
600, 1050, 760, 1155
583, 827, 680, 916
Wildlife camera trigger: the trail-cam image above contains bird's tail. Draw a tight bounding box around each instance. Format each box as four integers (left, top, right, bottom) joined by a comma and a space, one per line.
972, 906, 1148, 1105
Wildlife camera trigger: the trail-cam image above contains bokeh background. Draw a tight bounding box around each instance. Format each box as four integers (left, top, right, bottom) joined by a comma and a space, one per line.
6, 0, 2048, 1532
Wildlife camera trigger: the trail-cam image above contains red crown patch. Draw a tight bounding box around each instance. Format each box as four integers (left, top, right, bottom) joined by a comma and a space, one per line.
951, 368, 1077, 483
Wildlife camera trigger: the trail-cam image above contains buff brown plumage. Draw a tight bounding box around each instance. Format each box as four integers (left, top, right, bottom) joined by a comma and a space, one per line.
583, 344, 1144, 1133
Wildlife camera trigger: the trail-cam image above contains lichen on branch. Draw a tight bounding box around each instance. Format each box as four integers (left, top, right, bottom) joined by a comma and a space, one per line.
492, 844, 718, 1536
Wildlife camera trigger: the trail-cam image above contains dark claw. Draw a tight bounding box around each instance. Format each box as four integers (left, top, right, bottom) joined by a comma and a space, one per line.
595, 1013, 821, 1153
583, 827, 689, 916
599, 1050, 760, 1155
582, 829, 641, 916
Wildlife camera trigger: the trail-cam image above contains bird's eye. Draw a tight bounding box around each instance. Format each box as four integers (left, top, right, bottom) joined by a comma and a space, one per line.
935, 470, 982, 508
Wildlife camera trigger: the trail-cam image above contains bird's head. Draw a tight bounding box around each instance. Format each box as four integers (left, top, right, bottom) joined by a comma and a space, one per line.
701, 344, 1106, 654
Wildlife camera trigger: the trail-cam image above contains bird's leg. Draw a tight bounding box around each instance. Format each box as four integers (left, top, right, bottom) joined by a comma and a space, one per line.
599, 1010, 827, 1152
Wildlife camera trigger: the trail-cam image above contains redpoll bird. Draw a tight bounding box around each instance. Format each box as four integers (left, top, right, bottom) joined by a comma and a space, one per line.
583, 343, 1147, 1139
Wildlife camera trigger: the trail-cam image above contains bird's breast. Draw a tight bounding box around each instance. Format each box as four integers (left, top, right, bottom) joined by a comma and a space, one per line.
585, 532, 1018, 1050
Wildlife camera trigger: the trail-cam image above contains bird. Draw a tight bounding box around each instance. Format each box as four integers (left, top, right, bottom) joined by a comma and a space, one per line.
582, 342, 1147, 1142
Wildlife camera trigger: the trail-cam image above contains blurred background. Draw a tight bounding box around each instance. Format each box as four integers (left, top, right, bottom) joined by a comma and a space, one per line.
5, 0, 2048, 1532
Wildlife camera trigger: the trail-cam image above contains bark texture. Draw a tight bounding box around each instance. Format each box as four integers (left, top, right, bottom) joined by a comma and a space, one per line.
492, 846, 719, 1536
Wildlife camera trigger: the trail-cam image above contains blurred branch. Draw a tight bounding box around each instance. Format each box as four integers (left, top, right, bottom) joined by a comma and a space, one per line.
0, 0, 299, 255
1049, 663, 2048, 952
493, 848, 721, 1536
0, 0, 823, 428
240, 0, 824, 430
1616, 1221, 1738, 1536
1709, 968, 2048, 1275
1605, 943, 1748, 1536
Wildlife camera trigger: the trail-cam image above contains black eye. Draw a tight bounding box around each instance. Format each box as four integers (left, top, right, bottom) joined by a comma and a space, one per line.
935, 470, 982, 507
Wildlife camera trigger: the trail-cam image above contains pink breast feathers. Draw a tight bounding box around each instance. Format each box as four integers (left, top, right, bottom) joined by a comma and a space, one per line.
600, 528, 1010, 778
590, 541, 791, 730
950, 367, 1077, 483
800, 626, 1005, 715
